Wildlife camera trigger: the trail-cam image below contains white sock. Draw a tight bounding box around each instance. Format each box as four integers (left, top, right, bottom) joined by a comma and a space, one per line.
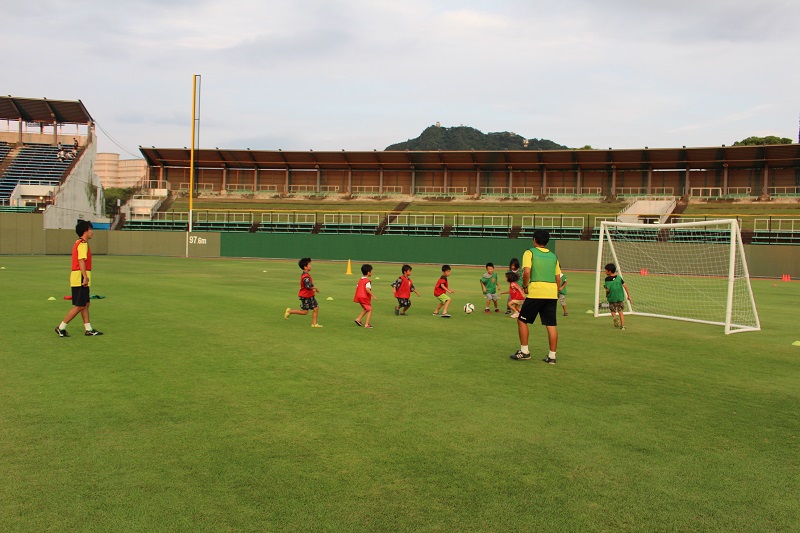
59, 322, 68, 330
520, 345, 529, 354
85, 323, 92, 331
548, 351, 556, 359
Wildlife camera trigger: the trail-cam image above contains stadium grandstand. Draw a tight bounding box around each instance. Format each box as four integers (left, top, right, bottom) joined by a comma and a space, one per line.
132, 144, 800, 244
0, 96, 105, 227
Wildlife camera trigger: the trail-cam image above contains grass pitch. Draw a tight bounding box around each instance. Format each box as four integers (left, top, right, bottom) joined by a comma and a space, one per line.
1, 256, 798, 531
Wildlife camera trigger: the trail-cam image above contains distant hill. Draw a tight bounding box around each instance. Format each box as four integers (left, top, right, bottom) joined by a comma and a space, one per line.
385, 125, 568, 151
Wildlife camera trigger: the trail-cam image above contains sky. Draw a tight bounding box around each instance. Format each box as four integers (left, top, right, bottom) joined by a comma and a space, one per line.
3, 0, 799, 158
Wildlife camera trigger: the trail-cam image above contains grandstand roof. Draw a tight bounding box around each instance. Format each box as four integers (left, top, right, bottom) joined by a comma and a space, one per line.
0, 96, 93, 125
140, 144, 800, 172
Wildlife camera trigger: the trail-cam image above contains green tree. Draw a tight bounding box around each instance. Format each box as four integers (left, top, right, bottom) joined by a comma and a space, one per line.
103, 187, 138, 217
732, 135, 793, 146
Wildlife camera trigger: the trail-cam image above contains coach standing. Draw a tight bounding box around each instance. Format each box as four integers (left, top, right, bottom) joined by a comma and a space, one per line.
509, 229, 562, 363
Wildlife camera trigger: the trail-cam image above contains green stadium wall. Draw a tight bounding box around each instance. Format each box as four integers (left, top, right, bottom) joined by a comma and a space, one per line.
220, 232, 541, 265
1, 214, 799, 278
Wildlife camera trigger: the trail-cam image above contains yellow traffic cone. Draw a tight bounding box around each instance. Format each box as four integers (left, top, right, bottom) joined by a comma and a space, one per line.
345, 259, 352, 275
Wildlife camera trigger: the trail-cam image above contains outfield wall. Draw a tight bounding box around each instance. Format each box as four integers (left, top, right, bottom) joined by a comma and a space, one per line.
1, 213, 799, 277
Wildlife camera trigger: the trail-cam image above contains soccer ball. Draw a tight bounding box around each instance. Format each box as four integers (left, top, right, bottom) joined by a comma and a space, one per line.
463, 303, 475, 314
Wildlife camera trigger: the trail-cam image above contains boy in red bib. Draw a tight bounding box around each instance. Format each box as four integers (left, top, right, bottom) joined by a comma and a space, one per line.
391, 264, 421, 315
284, 257, 322, 327
354, 264, 377, 328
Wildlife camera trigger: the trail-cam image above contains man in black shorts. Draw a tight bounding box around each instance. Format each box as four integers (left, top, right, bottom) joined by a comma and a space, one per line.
510, 229, 562, 363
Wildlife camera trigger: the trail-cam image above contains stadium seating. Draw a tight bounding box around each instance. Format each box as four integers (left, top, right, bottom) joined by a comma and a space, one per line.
0, 143, 73, 200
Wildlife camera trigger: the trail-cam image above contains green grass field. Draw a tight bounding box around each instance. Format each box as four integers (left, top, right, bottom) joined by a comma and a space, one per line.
1, 256, 798, 531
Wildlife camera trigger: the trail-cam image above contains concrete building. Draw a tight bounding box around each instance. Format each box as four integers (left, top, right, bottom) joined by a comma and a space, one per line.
95, 153, 147, 188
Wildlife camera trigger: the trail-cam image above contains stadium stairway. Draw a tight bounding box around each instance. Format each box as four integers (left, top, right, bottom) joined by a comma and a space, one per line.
375, 200, 411, 235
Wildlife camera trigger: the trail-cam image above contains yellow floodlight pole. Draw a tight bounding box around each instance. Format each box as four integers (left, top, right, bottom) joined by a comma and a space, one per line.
189, 74, 200, 232
186, 74, 200, 258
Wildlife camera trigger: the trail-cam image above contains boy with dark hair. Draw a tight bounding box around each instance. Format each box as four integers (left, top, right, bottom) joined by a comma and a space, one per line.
284, 257, 323, 327
354, 264, 377, 328
604, 263, 632, 330
480, 262, 500, 313
432, 265, 455, 318
55, 220, 103, 337
391, 264, 421, 315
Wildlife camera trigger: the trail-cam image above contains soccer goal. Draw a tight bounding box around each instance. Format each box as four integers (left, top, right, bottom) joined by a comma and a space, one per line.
594, 219, 760, 334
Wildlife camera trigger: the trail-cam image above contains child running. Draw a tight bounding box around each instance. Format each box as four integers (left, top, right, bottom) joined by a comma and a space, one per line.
604, 263, 632, 330
433, 264, 455, 318
354, 264, 377, 328
284, 257, 323, 327
499, 271, 525, 318
391, 264, 421, 315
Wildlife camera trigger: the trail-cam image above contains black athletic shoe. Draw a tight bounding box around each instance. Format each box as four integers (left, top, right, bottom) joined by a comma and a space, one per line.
542, 357, 556, 365
55, 327, 69, 337
84, 329, 104, 336
394, 307, 400, 316
510, 350, 531, 360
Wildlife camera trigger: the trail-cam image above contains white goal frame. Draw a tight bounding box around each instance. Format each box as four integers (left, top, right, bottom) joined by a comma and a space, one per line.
594, 219, 760, 334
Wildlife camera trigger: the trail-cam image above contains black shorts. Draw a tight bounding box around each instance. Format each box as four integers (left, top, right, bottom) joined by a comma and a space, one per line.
72, 285, 90, 307
300, 296, 318, 310
396, 297, 411, 308
518, 298, 557, 327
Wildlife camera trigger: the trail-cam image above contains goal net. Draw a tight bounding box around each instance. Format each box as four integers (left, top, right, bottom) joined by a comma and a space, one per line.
594, 219, 760, 334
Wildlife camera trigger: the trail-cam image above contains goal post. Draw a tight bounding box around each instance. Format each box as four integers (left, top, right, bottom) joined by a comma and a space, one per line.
594, 219, 760, 334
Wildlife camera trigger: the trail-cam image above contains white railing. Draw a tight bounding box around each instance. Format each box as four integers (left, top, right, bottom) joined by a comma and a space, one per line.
225, 184, 255, 192
521, 216, 585, 228
141, 180, 169, 190
455, 215, 511, 227
288, 184, 317, 193
152, 211, 189, 221
178, 182, 214, 191
415, 186, 444, 194
323, 213, 380, 225
593, 216, 617, 227
196, 211, 253, 223
580, 187, 602, 195
388, 214, 445, 226
511, 187, 536, 196
352, 185, 381, 194
617, 187, 645, 196
319, 185, 340, 193
257, 184, 278, 192
261, 212, 317, 224
754, 218, 800, 232
768, 186, 800, 196
351, 185, 401, 194
726, 187, 752, 196
449, 187, 469, 195
545, 187, 577, 195
480, 187, 507, 195
652, 187, 675, 195
690, 187, 723, 198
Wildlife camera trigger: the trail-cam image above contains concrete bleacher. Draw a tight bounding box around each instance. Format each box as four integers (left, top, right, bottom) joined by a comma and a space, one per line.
0, 142, 11, 164
0, 143, 73, 200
